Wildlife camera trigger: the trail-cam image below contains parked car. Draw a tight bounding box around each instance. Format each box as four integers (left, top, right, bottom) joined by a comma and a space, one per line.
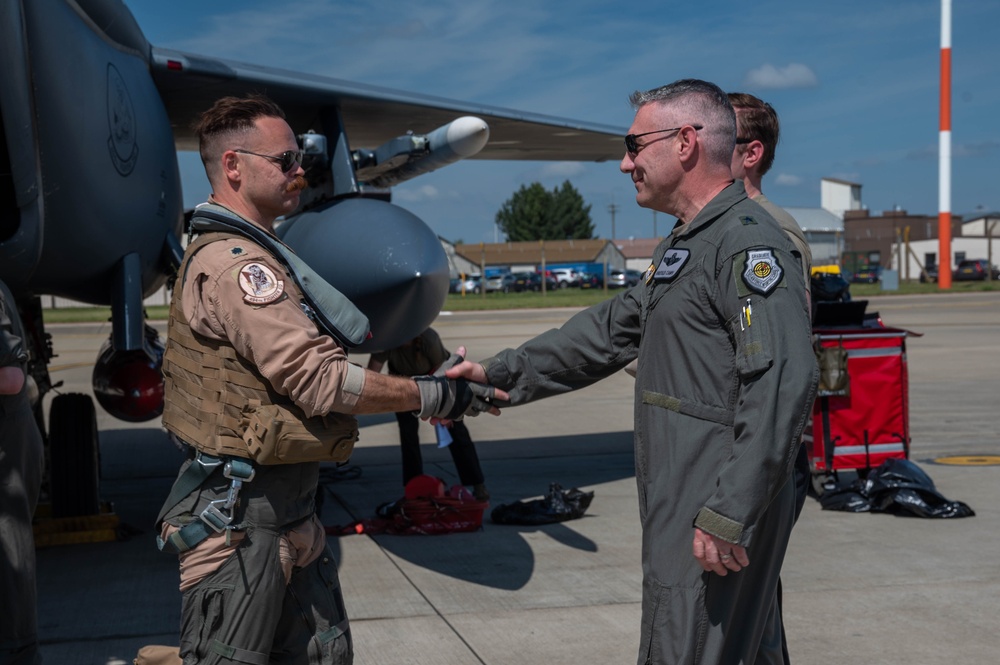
550, 268, 580, 288
450, 274, 481, 294
510, 271, 539, 292
578, 272, 604, 289
483, 273, 516, 293
850, 265, 882, 284
953, 259, 999, 281
608, 268, 642, 288
510, 271, 556, 292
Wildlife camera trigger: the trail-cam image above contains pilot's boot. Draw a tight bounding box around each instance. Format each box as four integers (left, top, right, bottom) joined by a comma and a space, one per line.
472, 483, 490, 502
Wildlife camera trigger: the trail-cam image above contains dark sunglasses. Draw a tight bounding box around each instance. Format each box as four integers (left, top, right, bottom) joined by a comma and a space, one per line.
624, 125, 703, 155
233, 148, 304, 173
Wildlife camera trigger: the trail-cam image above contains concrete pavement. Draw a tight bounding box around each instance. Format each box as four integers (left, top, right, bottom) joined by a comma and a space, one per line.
33, 292, 1000, 664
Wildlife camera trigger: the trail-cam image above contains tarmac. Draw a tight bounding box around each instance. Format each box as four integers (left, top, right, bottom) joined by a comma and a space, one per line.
33, 291, 1000, 664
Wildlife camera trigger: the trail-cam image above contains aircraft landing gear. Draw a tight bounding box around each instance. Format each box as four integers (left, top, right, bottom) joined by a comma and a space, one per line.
48, 392, 100, 518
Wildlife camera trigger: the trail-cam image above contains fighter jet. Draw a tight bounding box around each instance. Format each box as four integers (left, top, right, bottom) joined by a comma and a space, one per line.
0, 0, 623, 515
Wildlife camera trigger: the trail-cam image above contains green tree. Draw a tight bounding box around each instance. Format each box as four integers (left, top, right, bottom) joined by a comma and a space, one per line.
550, 181, 594, 240
494, 180, 594, 241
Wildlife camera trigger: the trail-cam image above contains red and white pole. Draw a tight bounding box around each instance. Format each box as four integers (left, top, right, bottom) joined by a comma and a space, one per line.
938, 0, 952, 289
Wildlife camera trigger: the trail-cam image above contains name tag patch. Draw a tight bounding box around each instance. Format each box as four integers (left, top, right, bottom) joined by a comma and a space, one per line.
654, 248, 690, 282
742, 249, 783, 295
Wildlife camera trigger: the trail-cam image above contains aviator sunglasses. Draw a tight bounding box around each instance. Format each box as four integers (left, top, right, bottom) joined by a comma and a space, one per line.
624, 125, 703, 155
233, 148, 304, 173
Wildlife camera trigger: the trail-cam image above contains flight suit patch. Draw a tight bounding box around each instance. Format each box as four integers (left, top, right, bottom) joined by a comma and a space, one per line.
741, 249, 783, 295
643, 262, 656, 285
653, 248, 690, 282
231, 246, 244, 256
237, 262, 285, 305
740, 215, 757, 225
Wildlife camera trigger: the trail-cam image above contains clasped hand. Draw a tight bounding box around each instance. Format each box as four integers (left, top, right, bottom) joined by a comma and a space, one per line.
413, 346, 508, 421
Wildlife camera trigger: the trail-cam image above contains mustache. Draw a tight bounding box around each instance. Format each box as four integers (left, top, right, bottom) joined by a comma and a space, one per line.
286, 175, 308, 193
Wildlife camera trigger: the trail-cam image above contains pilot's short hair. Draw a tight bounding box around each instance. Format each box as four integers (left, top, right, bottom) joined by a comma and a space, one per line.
627, 79, 736, 167
196, 94, 286, 175
195, 94, 286, 141
728, 92, 780, 176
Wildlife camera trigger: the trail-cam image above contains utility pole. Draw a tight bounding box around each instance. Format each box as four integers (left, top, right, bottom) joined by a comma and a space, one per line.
608, 198, 618, 240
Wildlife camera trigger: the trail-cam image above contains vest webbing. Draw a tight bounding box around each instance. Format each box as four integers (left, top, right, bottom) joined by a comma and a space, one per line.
161, 231, 358, 463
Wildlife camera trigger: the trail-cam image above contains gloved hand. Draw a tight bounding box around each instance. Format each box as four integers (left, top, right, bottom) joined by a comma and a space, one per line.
413, 352, 496, 420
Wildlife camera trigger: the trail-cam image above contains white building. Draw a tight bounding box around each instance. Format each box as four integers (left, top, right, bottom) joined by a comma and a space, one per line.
890, 213, 1000, 279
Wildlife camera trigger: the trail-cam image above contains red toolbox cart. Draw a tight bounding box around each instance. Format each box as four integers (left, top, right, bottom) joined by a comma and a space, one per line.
806, 325, 917, 487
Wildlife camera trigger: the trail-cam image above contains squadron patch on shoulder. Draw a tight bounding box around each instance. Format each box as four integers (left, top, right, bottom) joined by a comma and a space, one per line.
238, 262, 285, 305
742, 249, 783, 295
653, 248, 690, 282
740, 215, 757, 226
230, 246, 245, 257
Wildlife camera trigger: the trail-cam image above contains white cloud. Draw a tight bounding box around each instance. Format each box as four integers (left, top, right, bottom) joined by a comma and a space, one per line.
744, 63, 818, 90
774, 173, 802, 186
393, 184, 442, 202
540, 162, 587, 179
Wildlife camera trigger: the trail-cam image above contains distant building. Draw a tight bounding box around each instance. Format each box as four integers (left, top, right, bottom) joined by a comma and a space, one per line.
784, 207, 843, 265
843, 208, 962, 274
960, 211, 1000, 237
892, 212, 1000, 279
820, 178, 863, 220
613, 237, 662, 272
452, 239, 625, 276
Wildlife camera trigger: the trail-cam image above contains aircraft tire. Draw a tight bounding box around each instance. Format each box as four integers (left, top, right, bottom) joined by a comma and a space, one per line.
49, 393, 101, 518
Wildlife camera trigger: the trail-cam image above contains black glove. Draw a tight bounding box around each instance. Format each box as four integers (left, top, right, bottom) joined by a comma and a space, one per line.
413, 353, 496, 420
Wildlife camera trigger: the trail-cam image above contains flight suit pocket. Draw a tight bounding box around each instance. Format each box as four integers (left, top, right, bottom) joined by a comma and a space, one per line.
280, 553, 353, 664
725, 298, 773, 380
639, 577, 708, 665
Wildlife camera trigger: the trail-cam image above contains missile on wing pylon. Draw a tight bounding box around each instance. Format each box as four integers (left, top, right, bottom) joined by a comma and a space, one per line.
355, 116, 489, 189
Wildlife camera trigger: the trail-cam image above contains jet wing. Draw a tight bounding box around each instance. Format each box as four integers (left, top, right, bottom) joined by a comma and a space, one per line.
149, 47, 625, 162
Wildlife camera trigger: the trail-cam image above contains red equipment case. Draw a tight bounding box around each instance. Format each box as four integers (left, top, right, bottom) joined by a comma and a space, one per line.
806, 326, 914, 480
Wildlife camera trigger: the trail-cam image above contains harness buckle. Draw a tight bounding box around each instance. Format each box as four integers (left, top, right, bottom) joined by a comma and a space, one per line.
200, 500, 233, 533
195, 451, 225, 470
224, 459, 256, 482
197, 459, 255, 534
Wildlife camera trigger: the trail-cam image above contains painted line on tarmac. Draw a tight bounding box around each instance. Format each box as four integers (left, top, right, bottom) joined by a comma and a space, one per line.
930, 455, 1000, 466
48, 362, 95, 372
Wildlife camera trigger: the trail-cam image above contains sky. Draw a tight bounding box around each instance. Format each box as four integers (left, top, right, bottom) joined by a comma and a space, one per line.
128, 0, 1000, 244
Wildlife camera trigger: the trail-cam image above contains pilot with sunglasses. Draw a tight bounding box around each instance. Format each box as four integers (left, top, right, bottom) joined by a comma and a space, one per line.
445, 79, 818, 665
146, 94, 495, 665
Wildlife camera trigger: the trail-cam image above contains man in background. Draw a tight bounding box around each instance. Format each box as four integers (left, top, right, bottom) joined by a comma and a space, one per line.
728, 92, 812, 293
730, 91, 815, 663
368, 327, 490, 502
0, 282, 44, 665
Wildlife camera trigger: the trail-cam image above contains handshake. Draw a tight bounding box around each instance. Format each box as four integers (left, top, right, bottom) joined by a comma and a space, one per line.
412, 349, 506, 421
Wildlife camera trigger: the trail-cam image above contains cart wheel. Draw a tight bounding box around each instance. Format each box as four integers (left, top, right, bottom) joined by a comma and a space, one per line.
809, 472, 831, 498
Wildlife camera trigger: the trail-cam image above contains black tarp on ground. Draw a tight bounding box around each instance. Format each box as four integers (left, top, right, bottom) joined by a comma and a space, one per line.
820, 458, 975, 518
491, 483, 594, 525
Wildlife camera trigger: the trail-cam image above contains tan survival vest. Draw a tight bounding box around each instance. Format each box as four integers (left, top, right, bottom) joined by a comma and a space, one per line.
161, 232, 357, 465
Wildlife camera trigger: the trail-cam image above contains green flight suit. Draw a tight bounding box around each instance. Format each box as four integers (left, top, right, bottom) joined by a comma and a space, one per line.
482, 182, 818, 665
